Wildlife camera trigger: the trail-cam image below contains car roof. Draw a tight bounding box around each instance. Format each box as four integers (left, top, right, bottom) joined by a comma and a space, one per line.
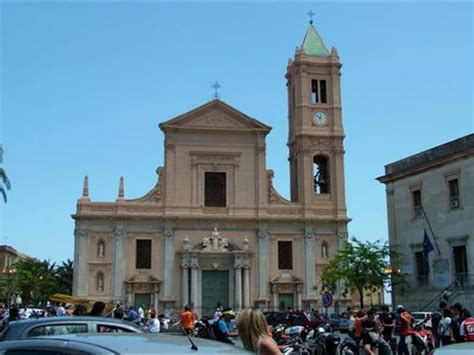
8, 316, 140, 327
0, 338, 117, 354
434, 342, 474, 354
46, 333, 253, 353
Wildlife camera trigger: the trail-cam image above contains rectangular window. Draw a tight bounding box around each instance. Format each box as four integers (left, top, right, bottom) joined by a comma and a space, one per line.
205, 172, 226, 207
136, 240, 152, 269
311, 79, 327, 104
448, 179, 460, 209
320, 80, 327, 103
412, 189, 422, 219
278, 241, 293, 270
311, 80, 319, 103
415, 251, 428, 285
453, 245, 468, 274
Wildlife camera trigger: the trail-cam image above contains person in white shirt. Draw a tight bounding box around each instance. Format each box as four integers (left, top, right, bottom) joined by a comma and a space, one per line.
148, 313, 161, 333
138, 306, 145, 325
56, 304, 65, 317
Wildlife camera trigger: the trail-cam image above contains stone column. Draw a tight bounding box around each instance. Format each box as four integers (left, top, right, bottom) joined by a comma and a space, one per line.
296, 284, 303, 309
243, 265, 250, 308
112, 228, 125, 301
190, 257, 199, 311
304, 231, 317, 300
272, 284, 278, 311
234, 265, 242, 311
162, 228, 175, 301
258, 230, 269, 300
74, 229, 89, 296
181, 256, 190, 307
153, 284, 159, 311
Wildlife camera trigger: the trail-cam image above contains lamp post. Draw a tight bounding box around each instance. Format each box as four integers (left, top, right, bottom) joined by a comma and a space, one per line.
384, 267, 401, 309
1, 266, 17, 305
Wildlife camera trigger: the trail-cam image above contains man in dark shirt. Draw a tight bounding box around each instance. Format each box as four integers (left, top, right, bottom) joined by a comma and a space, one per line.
378, 305, 396, 341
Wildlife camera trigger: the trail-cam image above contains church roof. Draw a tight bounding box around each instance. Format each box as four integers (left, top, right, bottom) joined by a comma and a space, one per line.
302, 22, 330, 56
159, 99, 271, 133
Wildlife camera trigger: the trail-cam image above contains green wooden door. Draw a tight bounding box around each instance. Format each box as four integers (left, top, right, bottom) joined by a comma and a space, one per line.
134, 293, 151, 309
279, 293, 294, 311
202, 271, 229, 317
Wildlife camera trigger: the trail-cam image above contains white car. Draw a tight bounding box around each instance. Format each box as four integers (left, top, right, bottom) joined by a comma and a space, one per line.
411, 312, 432, 329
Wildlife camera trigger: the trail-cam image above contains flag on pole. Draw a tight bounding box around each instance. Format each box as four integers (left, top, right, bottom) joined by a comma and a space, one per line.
422, 229, 434, 273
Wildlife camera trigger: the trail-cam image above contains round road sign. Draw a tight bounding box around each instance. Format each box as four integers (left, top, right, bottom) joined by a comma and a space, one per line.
322, 291, 333, 308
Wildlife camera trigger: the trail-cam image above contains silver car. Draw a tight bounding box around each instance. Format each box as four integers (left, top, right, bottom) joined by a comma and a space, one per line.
0, 316, 145, 341
0, 333, 253, 354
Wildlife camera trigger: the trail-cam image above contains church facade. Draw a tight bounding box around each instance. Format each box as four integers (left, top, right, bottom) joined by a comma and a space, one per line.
72, 22, 350, 315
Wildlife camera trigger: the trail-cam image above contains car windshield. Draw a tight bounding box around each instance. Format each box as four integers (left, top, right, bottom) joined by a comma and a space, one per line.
308, 313, 322, 320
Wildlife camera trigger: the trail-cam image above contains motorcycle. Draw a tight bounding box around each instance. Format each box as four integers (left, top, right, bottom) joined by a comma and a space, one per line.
407, 320, 434, 355
338, 333, 392, 355
279, 334, 313, 355
194, 317, 214, 339
308, 324, 340, 355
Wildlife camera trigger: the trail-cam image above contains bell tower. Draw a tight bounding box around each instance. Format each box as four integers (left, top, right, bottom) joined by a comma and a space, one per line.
286, 18, 347, 217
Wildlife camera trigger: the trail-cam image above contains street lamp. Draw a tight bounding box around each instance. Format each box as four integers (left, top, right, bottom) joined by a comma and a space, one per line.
384, 267, 401, 309
1, 267, 17, 305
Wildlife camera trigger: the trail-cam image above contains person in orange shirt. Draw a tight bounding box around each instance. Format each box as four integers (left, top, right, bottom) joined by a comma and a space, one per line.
180, 306, 194, 335
353, 310, 367, 343
397, 305, 414, 355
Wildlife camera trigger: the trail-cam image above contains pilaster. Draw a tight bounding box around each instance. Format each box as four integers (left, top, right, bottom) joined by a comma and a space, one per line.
304, 230, 317, 299
162, 227, 175, 300
112, 227, 125, 300
258, 230, 269, 300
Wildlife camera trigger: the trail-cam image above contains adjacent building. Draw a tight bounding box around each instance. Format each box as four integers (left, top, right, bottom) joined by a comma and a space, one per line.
378, 134, 474, 311
72, 21, 351, 315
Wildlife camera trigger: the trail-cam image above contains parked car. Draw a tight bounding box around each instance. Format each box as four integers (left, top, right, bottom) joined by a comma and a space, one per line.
0, 316, 146, 341
0, 338, 116, 354
264, 311, 326, 329
434, 342, 474, 354
0, 333, 254, 354
412, 312, 432, 329
264, 311, 286, 327
327, 313, 351, 332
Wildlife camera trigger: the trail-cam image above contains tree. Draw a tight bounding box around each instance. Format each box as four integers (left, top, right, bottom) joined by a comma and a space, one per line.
0, 145, 11, 203
55, 259, 74, 295
12, 258, 57, 306
321, 237, 401, 309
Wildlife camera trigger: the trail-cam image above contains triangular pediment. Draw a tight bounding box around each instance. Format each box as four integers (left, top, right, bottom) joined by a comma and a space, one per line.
159, 100, 271, 133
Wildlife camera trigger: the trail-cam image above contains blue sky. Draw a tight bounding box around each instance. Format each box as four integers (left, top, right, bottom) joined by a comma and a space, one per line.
1, 2, 472, 263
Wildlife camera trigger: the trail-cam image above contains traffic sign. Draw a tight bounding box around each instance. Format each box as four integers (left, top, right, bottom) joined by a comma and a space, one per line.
322, 291, 333, 308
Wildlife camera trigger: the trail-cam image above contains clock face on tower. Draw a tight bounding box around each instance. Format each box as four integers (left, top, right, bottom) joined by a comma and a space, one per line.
313, 111, 327, 126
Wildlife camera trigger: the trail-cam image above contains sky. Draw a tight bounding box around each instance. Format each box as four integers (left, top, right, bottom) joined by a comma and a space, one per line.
1, 1, 473, 263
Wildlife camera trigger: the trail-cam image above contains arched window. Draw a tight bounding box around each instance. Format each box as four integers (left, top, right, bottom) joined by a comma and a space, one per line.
313, 155, 329, 194
96, 272, 104, 292
97, 241, 105, 258
321, 241, 328, 258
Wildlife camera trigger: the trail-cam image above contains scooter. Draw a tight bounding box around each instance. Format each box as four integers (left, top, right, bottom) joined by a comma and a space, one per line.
309, 324, 341, 355
407, 320, 434, 355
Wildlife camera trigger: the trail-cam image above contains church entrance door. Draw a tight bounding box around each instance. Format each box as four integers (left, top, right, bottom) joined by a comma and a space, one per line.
279, 293, 294, 311
134, 293, 151, 309
202, 271, 229, 317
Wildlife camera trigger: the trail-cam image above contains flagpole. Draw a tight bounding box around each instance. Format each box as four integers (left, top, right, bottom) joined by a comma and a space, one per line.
421, 204, 441, 255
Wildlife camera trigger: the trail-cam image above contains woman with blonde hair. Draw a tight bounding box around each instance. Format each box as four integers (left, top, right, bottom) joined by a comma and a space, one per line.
236, 308, 280, 355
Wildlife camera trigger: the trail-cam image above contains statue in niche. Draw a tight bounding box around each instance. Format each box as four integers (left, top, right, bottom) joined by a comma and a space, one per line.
96, 273, 104, 292
97, 241, 105, 258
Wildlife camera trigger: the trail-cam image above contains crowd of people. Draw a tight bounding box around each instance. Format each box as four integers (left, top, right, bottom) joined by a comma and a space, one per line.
2, 299, 473, 355
345, 301, 473, 355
